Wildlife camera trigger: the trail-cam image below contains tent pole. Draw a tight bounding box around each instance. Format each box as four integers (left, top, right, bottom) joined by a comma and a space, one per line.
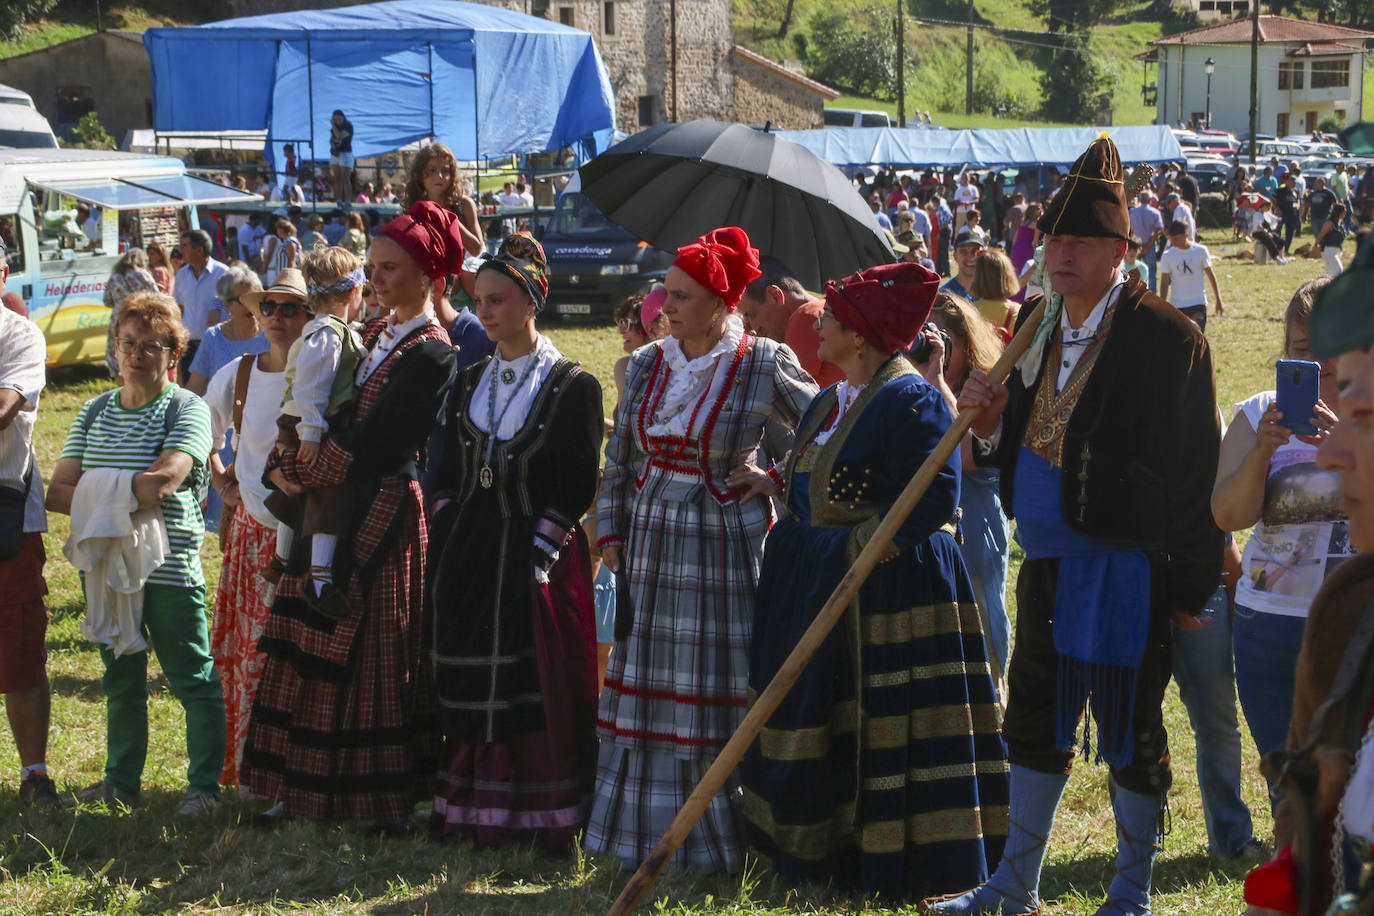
427, 42, 436, 143
306, 35, 318, 212
473, 38, 482, 237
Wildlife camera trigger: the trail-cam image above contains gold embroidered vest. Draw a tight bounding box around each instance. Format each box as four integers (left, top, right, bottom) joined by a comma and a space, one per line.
1023, 303, 1117, 469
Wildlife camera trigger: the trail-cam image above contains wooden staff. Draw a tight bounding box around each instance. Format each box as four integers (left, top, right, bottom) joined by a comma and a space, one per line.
607, 299, 1048, 916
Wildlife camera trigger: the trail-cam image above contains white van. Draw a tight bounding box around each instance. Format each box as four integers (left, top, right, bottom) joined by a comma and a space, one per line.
0, 148, 259, 366
0, 84, 58, 150
824, 108, 896, 129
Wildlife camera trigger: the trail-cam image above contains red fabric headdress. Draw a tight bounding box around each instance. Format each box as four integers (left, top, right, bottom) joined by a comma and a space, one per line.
379, 200, 465, 280
672, 226, 762, 310
825, 261, 941, 355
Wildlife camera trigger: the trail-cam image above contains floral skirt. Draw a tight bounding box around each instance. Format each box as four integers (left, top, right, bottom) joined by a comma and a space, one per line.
210, 509, 277, 787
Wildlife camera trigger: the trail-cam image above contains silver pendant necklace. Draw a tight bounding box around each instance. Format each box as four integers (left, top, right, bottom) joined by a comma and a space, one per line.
480, 342, 543, 488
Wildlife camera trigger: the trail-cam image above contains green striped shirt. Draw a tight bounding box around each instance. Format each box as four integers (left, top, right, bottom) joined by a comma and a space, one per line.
62, 385, 213, 588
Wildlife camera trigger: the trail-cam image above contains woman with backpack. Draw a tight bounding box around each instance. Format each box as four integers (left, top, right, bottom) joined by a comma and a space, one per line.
45, 291, 225, 816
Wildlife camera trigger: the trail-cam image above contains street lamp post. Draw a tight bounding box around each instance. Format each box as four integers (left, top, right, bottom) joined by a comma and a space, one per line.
1205, 57, 1216, 129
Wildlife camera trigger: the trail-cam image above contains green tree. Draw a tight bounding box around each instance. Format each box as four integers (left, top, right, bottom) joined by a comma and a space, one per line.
1038, 34, 1110, 122
1029, 0, 1116, 30
74, 111, 115, 150
0, 0, 58, 41
805, 7, 897, 99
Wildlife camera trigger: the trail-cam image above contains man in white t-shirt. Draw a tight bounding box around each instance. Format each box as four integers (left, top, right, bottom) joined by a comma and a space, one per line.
1162, 193, 1196, 241
952, 172, 980, 233
497, 181, 525, 236
1159, 219, 1225, 332
0, 246, 61, 807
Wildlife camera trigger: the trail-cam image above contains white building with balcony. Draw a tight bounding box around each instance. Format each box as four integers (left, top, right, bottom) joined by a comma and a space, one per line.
1148, 16, 1374, 138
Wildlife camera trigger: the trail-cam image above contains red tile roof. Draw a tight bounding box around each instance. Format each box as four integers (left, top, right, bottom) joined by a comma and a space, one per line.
1149, 15, 1374, 46
732, 46, 841, 100
1287, 40, 1366, 56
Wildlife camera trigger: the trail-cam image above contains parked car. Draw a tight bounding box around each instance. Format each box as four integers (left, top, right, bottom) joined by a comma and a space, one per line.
0, 90, 58, 150
541, 175, 672, 318
1184, 158, 1235, 193
1195, 135, 1239, 157
824, 108, 896, 129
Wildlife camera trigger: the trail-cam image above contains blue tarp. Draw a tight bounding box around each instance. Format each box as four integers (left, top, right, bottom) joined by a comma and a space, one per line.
143, 0, 616, 163
774, 125, 1186, 169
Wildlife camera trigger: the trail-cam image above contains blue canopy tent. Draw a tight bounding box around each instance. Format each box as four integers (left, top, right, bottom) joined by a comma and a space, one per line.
143, 0, 616, 167
774, 125, 1186, 169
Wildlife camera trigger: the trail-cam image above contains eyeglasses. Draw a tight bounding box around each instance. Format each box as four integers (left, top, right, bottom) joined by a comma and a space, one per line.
116, 338, 173, 359
616, 318, 638, 332
258, 299, 307, 318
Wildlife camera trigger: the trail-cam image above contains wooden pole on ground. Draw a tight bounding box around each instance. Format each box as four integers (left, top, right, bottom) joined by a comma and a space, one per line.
606, 299, 1047, 916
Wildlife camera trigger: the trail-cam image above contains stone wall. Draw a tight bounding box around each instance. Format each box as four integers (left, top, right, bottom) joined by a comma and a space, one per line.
224, 0, 812, 136
732, 59, 825, 129
0, 31, 152, 141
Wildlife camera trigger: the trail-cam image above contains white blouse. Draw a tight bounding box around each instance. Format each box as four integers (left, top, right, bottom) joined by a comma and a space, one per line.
648, 314, 746, 439
356, 309, 437, 386
467, 336, 563, 441
812, 380, 865, 447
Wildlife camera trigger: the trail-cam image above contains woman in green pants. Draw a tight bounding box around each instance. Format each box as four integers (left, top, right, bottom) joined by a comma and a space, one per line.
47, 290, 224, 816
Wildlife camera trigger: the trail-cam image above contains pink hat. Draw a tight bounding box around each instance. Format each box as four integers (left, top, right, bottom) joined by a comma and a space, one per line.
640, 286, 667, 329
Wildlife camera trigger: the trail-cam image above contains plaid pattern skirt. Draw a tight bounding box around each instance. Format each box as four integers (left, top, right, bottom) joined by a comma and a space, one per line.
589, 475, 771, 869
209, 510, 277, 787
240, 480, 436, 822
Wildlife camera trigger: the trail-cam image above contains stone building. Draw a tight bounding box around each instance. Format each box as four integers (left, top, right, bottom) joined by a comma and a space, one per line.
223, 0, 837, 132
0, 30, 152, 143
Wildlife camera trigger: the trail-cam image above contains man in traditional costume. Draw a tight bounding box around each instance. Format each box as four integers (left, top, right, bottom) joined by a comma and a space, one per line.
923, 136, 1223, 916
1242, 242, 1374, 916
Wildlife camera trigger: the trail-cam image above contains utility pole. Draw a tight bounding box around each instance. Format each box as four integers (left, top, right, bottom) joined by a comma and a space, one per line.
1248, 0, 1259, 163
896, 0, 906, 127
670, 0, 678, 122
965, 0, 974, 115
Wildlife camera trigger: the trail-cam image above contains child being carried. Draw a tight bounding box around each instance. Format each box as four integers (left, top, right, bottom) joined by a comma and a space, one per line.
253, 252, 368, 619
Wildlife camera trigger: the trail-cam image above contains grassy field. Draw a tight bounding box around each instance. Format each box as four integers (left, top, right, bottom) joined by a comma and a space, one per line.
0, 236, 1341, 913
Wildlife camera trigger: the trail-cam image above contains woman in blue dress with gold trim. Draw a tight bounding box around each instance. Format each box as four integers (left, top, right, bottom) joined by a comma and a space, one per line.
733, 261, 1009, 898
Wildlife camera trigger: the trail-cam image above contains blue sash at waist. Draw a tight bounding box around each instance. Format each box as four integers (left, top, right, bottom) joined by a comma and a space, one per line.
1013, 447, 1151, 767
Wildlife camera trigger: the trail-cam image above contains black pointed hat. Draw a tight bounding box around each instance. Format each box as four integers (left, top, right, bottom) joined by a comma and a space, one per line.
1036, 135, 1132, 241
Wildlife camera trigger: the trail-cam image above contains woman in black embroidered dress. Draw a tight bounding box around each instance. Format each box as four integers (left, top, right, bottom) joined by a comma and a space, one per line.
428, 233, 603, 850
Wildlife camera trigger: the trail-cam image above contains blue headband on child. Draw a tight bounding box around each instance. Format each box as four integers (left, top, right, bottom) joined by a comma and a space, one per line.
308, 266, 367, 296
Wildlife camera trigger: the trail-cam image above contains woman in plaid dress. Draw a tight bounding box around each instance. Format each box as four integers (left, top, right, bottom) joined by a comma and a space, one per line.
589, 228, 818, 870
241, 204, 461, 824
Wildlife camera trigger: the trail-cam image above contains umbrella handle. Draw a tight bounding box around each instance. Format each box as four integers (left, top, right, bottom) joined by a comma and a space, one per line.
606, 300, 1048, 916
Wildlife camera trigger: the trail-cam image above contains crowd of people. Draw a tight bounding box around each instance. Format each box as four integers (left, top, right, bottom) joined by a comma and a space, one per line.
1, 133, 1373, 916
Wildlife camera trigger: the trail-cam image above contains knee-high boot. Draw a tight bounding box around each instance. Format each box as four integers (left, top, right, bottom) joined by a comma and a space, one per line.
1096, 780, 1163, 915
921, 764, 1069, 915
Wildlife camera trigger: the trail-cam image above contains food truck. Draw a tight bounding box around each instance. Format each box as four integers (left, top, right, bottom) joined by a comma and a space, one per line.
0, 149, 259, 366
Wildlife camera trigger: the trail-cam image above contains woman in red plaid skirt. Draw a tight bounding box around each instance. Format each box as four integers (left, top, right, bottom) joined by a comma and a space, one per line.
240, 204, 461, 824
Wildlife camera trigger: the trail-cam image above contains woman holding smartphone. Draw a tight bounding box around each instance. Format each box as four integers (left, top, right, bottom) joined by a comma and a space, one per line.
1211, 276, 1347, 777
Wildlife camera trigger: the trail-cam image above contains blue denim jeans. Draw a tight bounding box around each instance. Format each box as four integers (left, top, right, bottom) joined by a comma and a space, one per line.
1142, 241, 1159, 292
1172, 586, 1256, 857
1233, 602, 1307, 762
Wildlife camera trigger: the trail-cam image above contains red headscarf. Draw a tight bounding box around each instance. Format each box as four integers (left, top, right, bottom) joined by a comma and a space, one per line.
825, 261, 941, 355
672, 226, 761, 310
379, 200, 465, 280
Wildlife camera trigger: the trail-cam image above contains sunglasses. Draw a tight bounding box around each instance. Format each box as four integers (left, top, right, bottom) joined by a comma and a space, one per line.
258, 299, 307, 318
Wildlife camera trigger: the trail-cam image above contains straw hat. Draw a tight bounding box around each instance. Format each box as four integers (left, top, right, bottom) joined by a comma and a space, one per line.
240, 268, 309, 317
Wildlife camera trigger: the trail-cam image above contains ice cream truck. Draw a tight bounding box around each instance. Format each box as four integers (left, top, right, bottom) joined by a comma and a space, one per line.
0, 149, 259, 367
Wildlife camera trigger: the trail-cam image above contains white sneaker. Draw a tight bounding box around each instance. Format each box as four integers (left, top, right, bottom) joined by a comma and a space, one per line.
176, 792, 223, 817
